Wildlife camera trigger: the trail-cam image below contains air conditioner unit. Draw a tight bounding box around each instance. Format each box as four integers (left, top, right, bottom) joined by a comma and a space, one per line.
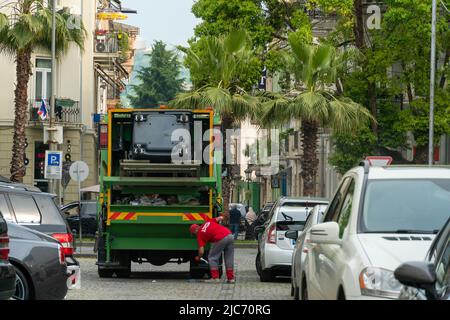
95, 37, 106, 52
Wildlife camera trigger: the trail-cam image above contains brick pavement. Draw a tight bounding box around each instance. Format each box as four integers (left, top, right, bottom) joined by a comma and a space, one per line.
66, 248, 292, 300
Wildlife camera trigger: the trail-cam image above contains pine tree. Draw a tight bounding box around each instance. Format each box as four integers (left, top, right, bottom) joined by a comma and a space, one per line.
129, 41, 183, 107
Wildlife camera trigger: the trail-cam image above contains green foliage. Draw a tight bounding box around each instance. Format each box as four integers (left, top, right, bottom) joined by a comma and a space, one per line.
172, 30, 260, 122
262, 40, 373, 133
394, 90, 450, 147
329, 126, 377, 175
118, 32, 129, 62
129, 41, 184, 107
181, 31, 261, 91
190, 0, 313, 78
0, 2, 86, 56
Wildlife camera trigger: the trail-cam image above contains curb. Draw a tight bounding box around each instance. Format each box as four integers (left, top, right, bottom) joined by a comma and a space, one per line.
74, 244, 257, 259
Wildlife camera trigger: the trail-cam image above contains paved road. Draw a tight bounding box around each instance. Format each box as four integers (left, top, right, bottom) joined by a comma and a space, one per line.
67, 248, 292, 300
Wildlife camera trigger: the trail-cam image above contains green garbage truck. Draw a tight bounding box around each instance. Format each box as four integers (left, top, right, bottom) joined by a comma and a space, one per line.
95, 107, 223, 278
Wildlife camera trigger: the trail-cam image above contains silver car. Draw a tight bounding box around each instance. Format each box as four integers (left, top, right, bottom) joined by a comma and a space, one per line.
288, 204, 328, 300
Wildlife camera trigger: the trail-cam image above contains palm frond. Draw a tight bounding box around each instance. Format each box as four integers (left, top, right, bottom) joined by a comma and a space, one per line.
259, 94, 291, 127
289, 91, 329, 124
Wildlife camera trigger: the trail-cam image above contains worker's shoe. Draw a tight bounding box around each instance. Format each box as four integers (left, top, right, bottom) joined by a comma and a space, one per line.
204, 278, 221, 283
227, 279, 235, 284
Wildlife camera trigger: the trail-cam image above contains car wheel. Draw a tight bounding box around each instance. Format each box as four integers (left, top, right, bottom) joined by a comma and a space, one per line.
12, 267, 31, 300
301, 280, 308, 300
293, 285, 300, 300
255, 252, 262, 276
98, 268, 114, 278
259, 268, 273, 282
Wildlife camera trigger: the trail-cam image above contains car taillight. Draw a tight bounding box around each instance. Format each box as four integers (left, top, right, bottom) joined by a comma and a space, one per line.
267, 225, 277, 244
0, 234, 10, 260
58, 244, 66, 265
52, 233, 74, 256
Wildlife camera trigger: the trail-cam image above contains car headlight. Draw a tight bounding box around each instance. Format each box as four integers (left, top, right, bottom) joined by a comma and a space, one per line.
359, 267, 403, 299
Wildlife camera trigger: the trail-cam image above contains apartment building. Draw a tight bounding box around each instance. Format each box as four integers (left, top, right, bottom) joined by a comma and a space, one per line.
0, 0, 138, 203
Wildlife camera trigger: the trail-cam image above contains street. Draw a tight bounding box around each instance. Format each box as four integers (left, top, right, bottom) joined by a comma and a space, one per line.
67, 248, 291, 300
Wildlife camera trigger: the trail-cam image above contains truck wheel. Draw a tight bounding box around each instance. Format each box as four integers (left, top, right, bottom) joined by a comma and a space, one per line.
98, 269, 114, 278
190, 269, 206, 279
115, 269, 131, 278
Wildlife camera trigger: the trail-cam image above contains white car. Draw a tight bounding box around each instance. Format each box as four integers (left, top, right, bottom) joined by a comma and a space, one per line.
289, 204, 328, 300
255, 197, 329, 282
302, 162, 450, 300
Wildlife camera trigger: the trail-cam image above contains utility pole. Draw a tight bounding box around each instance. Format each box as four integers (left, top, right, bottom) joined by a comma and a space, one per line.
48, 0, 58, 197
429, 0, 437, 165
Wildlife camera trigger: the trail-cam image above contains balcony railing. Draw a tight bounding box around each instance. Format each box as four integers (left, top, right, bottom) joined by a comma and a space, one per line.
29, 99, 81, 124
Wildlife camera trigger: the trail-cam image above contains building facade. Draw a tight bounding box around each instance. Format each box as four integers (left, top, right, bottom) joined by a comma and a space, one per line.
0, 0, 138, 203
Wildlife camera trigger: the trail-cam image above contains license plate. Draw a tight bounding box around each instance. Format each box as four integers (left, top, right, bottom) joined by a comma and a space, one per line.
67, 265, 81, 290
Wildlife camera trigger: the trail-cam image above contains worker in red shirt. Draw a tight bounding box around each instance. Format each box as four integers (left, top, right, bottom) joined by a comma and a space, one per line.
189, 216, 235, 283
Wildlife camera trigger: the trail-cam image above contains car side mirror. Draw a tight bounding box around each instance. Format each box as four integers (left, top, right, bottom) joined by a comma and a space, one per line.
394, 261, 438, 300
285, 230, 298, 240
310, 222, 342, 246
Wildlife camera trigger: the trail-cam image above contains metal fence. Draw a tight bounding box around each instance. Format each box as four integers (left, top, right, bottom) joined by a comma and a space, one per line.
29, 99, 81, 124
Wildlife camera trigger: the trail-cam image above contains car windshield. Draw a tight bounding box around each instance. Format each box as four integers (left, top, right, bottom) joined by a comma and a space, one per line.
362, 179, 450, 234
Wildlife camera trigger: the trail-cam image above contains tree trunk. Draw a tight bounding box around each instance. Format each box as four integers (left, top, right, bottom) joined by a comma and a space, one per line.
353, 0, 365, 50
300, 120, 319, 197
10, 49, 32, 182
368, 81, 378, 134
414, 145, 429, 164
220, 116, 233, 224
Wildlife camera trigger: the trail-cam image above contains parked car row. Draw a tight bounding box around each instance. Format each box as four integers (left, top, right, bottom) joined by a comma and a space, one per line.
256, 161, 450, 300
0, 180, 81, 300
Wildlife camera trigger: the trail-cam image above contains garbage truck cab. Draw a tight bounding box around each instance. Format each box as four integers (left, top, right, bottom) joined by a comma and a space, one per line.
96, 107, 222, 279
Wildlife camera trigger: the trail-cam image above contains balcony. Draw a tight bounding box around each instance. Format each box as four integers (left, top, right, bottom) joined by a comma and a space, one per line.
29, 99, 81, 126
94, 30, 120, 59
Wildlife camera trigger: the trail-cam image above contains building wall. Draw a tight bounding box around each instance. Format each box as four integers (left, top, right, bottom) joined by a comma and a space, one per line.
0, 0, 98, 201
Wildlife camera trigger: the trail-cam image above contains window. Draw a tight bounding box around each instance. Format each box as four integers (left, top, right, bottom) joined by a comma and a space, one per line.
435, 238, 450, 295
361, 179, 450, 233
0, 194, 12, 221
335, 179, 355, 238
324, 177, 352, 222
34, 195, 63, 225
35, 58, 52, 101
9, 194, 41, 224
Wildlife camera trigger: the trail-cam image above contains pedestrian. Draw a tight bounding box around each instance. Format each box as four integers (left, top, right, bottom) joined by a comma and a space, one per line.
229, 205, 241, 240
189, 215, 235, 283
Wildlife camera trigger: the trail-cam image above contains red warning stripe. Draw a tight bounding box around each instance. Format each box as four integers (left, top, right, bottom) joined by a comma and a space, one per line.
199, 213, 209, 221
110, 212, 121, 220
185, 213, 196, 221
124, 212, 136, 220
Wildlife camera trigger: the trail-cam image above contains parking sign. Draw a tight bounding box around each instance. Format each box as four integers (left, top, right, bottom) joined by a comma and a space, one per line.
45, 151, 63, 179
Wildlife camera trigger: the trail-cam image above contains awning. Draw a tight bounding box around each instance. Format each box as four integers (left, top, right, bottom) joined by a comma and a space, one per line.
80, 185, 100, 193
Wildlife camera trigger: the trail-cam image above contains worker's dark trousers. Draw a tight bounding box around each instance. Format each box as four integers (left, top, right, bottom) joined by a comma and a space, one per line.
208, 234, 234, 280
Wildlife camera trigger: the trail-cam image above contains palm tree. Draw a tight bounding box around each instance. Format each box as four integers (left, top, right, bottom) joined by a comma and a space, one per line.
172, 30, 260, 221
261, 39, 373, 196
0, 1, 85, 182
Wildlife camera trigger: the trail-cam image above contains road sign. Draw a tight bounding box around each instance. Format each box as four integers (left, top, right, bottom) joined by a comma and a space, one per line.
366, 156, 393, 166
69, 161, 89, 182
44, 151, 63, 179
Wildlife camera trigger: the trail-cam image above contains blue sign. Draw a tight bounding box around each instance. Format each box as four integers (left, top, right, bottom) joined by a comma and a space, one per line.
47, 153, 61, 166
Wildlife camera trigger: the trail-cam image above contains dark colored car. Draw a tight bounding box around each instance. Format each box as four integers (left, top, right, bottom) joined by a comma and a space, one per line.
8, 223, 68, 300
0, 212, 15, 300
395, 217, 450, 300
0, 181, 80, 289
60, 200, 97, 236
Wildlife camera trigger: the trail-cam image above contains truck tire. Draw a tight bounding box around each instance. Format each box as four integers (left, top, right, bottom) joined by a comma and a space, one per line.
98, 268, 114, 278
115, 269, 131, 278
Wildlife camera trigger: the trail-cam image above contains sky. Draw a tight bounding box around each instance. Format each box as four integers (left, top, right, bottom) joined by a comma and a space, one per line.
121, 0, 200, 48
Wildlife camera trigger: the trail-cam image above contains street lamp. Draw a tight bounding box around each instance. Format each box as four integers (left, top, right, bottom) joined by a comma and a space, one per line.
244, 168, 252, 208
429, 0, 437, 165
